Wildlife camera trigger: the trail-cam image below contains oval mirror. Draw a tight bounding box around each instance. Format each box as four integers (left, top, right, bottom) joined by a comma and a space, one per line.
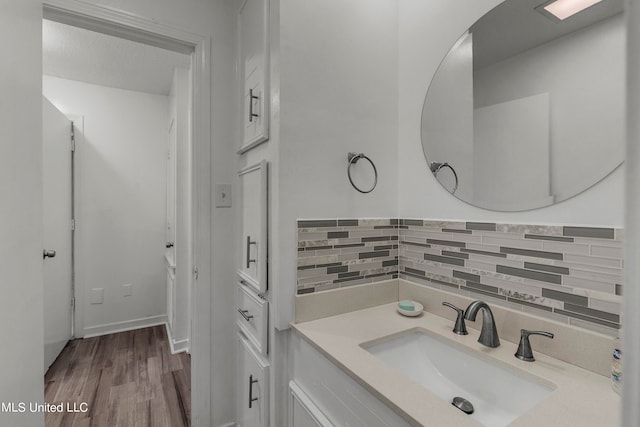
421, 0, 624, 211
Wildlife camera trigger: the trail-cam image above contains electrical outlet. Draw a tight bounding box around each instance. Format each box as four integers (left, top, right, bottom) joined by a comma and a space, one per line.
123, 283, 133, 296
90, 288, 104, 304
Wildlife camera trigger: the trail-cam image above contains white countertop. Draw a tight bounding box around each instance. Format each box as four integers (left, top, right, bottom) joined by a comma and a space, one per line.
292, 303, 621, 427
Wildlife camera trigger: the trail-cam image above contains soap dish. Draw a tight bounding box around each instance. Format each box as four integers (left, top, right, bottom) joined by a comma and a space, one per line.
397, 301, 424, 317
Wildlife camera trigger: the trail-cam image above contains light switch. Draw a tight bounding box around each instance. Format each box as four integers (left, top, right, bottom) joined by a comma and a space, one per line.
215, 183, 232, 207
123, 283, 133, 296
90, 288, 104, 304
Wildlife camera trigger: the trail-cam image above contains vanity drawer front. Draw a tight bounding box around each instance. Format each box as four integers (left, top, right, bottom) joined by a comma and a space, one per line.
236, 282, 268, 356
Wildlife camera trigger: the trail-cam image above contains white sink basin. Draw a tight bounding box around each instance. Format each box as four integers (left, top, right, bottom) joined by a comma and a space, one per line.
363, 329, 555, 427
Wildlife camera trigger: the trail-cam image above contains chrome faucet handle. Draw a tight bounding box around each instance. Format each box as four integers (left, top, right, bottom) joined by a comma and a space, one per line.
442, 302, 468, 335
515, 329, 554, 362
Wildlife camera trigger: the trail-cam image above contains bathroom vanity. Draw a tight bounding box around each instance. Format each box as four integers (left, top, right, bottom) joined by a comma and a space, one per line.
291, 283, 620, 427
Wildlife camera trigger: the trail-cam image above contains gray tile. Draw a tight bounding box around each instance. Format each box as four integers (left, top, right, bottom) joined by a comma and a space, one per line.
563, 226, 615, 239
442, 250, 469, 259
365, 272, 389, 279
524, 234, 574, 243
405, 267, 426, 276
555, 309, 620, 329
333, 275, 365, 284
362, 236, 393, 243
390, 218, 399, 225
615, 284, 623, 296
316, 262, 342, 268
298, 220, 337, 228
506, 297, 553, 312
338, 219, 358, 226
424, 253, 465, 267
496, 265, 561, 284
466, 281, 499, 294
326, 265, 348, 274
460, 248, 507, 258
305, 245, 332, 251
297, 265, 316, 270
466, 222, 497, 231
443, 228, 473, 234
461, 286, 505, 300
374, 244, 394, 251
500, 247, 563, 261
338, 271, 361, 279
382, 259, 398, 267
327, 231, 349, 239
359, 251, 390, 259
402, 241, 431, 248
426, 239, 466, 248
453, 270, 480, 282
542, 289, 588, 306
564, 303, 620, 323
297, 288, 315, 295
334, 243, 365, 249
374, 225, 396, 229
401, 219, 424, 226
523, 262, 570, 275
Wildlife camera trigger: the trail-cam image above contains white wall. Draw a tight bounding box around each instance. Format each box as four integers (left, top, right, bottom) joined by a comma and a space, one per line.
421, 32, 474, 200
43, 76, 169, 334
398, 0, 624, 227
171, 67, 192, 348
0, 1, 45, 426
273, 0, 399, 330
474, 14, 625, 203
71, 2, 238, 425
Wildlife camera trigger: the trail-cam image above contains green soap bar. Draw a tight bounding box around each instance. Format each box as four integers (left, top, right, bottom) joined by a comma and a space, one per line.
398, 300, 415, 311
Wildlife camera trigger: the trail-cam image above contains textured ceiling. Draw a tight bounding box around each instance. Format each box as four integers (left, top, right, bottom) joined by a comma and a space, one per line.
43, 19, 191, 95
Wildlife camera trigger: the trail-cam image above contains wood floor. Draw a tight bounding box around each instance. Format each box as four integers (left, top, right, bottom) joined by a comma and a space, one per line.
44, 326, 190, 427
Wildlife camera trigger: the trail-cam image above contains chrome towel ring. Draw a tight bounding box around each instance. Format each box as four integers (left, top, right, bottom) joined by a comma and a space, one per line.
430, 161, 459, 194
347, 152, 378, 194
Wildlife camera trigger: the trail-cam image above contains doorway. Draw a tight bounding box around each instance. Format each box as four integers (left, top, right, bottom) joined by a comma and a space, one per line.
41, 1, 212, 425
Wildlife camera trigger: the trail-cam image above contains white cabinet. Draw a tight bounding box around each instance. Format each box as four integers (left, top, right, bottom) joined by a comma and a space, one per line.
292, 333, 411, 427
237, 282, 269, 356
289, 381, 334, 427
237, 160, 268, 294
238, 0, 270, 153
237, 331, 270, 427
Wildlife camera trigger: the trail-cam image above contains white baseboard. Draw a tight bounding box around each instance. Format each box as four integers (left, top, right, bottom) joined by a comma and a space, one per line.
82, 315, 168, 338
165, 323, 190, 354
217, 423, 236, 427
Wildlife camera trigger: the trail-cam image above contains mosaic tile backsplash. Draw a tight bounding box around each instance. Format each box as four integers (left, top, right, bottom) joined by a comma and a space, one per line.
297, 219, 623, 335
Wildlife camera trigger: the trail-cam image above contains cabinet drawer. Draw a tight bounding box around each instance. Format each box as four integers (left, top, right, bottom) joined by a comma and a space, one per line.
237, 281, 269, 356
237, 331, 270, 427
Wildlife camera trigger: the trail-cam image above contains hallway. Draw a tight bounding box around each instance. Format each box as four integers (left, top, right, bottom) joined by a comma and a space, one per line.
44, 326, 190, 427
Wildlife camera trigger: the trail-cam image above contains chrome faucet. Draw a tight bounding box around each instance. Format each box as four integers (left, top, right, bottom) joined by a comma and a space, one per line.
464, 300, 500, 348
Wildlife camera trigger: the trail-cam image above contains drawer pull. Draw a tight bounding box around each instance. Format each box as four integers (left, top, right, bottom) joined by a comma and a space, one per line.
248, 374, 259, 408
246, 236, 257, 268
238, 308, 254, 321
249, 89, 259, 123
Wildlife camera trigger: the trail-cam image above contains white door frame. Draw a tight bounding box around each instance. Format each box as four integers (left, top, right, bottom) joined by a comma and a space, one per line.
43, 1, 213, 425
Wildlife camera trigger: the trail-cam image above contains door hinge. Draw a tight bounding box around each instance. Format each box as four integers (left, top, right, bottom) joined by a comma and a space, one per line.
193, 267, 199, 280
71, 219, 76, 230
71, 297, 75, 310
70, 123, 76, 152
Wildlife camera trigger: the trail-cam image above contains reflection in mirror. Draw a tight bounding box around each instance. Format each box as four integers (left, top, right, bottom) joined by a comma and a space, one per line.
421, 0, 624, 211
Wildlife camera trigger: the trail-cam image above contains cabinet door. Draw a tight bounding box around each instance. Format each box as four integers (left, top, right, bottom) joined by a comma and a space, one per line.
237, 282, 269, 356
289, 381, 334, 427
238, 0, 269, 153
237, 332, 270, 427
237, 160, 268, 294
